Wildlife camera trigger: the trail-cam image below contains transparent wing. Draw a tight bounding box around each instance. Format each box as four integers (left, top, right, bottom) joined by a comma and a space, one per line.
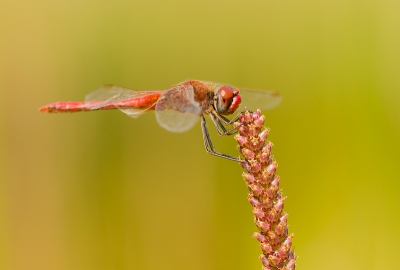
238, 88, 282, 111
155, 84, 202, 133
84, 85, 161, 118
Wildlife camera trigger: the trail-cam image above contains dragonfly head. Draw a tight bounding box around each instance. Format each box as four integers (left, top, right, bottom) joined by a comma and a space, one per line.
214, 85, 242, 115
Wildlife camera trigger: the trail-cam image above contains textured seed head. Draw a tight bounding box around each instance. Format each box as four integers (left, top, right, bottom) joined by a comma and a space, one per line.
242, 173, 256, 185
248, 195, 261, 208
262, 142, 273, 154
259, 254, 270, 267
268, 254, 281, 267
253, 232, 268, 243
248, 126, 259, 137
236, 109, 296, 270
268, 231, 280, 245
266, 184, 278, 198
243, 111, 252, 123
267, 208, 279, 223
241, 148, 255, 159
262, 266, 273, 270
259, 129, 269, 141
254, 115, 265, 127
253, 206, 266, 220
286, 258, 296, 270
266, 162, 277, 175
262, 196, 273, 208
277, 243, 290, 260
271, 176, 280, 187
274, 219, 287, 235
284, 234, 294, 248
249, 160, 262, 172
235, 135, 248, 146
274, 197, 285, 212
249, 184, 263, 196
237, 125, 249, 136
259, 152, 270, 163
240, 161, 251, 171
261, 242, 273, 254
256, 220, 270, 232
249, 137, 263, 151
253, 109, 261, 117
280, 213, 288, 223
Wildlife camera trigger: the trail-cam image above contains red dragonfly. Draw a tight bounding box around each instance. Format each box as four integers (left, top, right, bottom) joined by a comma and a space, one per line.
40, 80, 281, 162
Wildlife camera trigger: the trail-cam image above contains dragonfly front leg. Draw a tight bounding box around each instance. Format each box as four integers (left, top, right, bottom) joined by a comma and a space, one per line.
209, 113, 238, 136
200, 115, 242, 162
209, 110, 247, 136
212, 110, 246, 126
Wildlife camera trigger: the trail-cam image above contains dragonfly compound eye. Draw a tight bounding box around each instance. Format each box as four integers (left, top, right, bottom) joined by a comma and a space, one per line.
216, 85, 234, 114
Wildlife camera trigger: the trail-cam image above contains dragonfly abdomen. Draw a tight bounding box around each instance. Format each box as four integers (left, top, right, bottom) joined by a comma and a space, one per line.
39, 93, 162, 113
38, 101, 97, 113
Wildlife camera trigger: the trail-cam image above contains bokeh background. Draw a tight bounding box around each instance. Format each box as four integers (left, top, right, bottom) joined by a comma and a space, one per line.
1, 0, 399, 269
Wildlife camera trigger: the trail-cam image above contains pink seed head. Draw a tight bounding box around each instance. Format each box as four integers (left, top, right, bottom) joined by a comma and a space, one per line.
248, 126, 259, 137
243, 111, 252, 122
253, 206, 266, 220
241, 148, 255, 159
259, 152, 269, 164
280, 213, 288, 223
271, 176, 280, 187
254, 115, 265, 127
268, 231, 280, 245
262, 266, 273, 270
253, 232, 268, 243
237, 125, 249, 136
259, 254, 270, 267
274, 197, 285, 212
253, 109, 261, 118
249, 184, 263, 196
266, 162, 277, 175
242, 173, 256, 184
250, 161, 262, 172
283, 234, 294, 247
235, 135, 248, 146
277, 244, 290, 260
262, 142, 273, 153
260, 242, 273, 254
240, 161, 251, 171
267, 208, 278, 223
286, 258, 296, 270
266, 184, 278, 197
259, 129, 269, 141
249, 196, 261, 207
256, 220, 270, 232
268, 254, 281, 267
274, 221, 286, 235
262, 197, 273, 208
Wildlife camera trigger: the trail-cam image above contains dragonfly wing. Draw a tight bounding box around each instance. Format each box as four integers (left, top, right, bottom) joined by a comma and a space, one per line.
84, 85, 161, 118
238, 88, 282, 111
155, 84, 202, 133
118, 108, 152, 118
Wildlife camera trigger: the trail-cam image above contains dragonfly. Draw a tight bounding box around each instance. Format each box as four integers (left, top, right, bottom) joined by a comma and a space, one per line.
39, 80, 281, 162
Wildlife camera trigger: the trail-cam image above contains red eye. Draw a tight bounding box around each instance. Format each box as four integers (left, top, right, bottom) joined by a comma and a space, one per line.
216, 85, 234, 114
219, 85, 234, 100
227, 89, 241, 114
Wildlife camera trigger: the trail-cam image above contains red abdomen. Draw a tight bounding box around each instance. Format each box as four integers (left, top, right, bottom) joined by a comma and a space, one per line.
39, 93, 161, 113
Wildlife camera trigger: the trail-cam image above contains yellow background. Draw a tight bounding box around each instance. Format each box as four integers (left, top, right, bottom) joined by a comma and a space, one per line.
1, 1, 399, 269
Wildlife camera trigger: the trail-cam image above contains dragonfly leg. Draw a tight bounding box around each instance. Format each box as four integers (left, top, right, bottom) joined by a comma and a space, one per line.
209, 109, 249, 136
215, 109, 250, 125
209, 113, 238, 136
201, 115, 243, 162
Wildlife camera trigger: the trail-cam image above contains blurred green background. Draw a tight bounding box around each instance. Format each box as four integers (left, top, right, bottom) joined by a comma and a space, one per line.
1, 0, 399, 269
